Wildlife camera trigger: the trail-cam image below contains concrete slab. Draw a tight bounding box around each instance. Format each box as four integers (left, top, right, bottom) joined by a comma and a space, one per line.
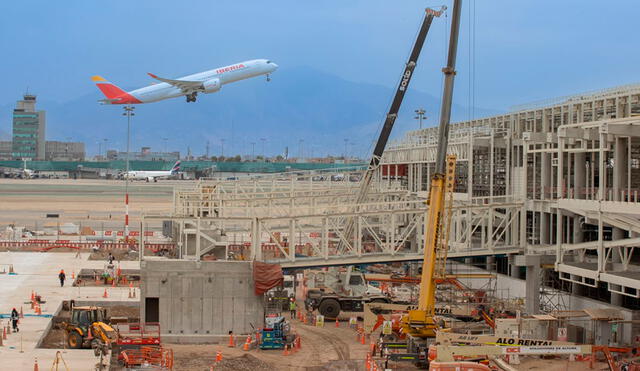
0, 251, 139, 369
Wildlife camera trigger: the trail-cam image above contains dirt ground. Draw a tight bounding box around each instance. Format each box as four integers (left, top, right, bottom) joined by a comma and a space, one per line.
168, 317, 372, 371
39, 304, 140, 349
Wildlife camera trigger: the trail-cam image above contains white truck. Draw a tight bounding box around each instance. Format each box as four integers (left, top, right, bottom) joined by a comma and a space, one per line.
304, 266, 389, 318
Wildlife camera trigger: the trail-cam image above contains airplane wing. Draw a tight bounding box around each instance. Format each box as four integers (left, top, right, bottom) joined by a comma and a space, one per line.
147, 73, 202, 92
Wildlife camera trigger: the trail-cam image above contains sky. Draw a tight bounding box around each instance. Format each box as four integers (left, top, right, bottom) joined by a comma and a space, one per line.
1, 0, 639, 155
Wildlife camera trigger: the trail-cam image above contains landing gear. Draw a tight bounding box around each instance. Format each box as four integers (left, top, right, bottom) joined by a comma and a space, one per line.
266, 74, 271, 82
186, 92, 198, 102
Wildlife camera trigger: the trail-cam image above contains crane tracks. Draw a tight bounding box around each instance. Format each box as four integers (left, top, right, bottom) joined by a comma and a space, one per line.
300, 325, 351, 361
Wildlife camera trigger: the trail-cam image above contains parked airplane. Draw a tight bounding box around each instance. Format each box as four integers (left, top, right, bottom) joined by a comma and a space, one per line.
125, 161, 181, 182
92, 59, 278, 104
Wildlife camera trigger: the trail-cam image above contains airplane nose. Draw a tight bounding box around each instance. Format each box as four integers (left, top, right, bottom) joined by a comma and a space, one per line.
271, 62, 278, 70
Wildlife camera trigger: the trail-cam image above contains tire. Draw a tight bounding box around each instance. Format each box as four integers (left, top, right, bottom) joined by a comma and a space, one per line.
68, 331, 83, 349
318, 298, 340, 319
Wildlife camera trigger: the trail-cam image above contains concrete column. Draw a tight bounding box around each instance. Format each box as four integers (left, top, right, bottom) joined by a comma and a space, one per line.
571, 275, 584, 296
541, 152, 551, 199
525, 263, 541, 315
613, 137, 628, 201
574, 152, 586, 199
611, 228, 625, 306
486, 255, 496, 271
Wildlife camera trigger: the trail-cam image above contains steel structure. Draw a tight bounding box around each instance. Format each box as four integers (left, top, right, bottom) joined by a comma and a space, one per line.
140, 83, 640, 313
382, 82, 640, 300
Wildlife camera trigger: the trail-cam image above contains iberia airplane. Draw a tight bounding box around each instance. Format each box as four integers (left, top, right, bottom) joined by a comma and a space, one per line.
91, 59, 278, 104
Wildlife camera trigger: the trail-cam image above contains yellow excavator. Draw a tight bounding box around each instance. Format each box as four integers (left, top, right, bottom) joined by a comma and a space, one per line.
63, 306, 116, 357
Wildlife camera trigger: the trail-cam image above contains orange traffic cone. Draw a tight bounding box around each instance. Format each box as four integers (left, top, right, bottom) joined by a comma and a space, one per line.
215, 349, 222, 362
335, 317, 339, 327
365, 353, 371, 370
103, 288, 108, 298
243, 335, 251, 351
227, 333, 235, 347
112, 278, 116, 287
283, 344, 290, 356
19, 307, 24, 318
30, 291, 35, 301
33, 357, 39, 371
360, 332, 366, 345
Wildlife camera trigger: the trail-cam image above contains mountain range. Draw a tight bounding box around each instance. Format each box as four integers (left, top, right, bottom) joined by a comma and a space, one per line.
0, 66, 500, 157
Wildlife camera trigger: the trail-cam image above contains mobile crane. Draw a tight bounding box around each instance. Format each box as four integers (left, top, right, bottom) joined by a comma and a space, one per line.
370, 0, 463, 366
402, 0, 463, 348
337, 5, 446, 254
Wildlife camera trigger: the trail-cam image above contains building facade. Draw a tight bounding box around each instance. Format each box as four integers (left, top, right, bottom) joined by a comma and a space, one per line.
45, 141, 85, 161
0, 141, 12, 160
107, 147, 180, 162
12, 94, 46, 160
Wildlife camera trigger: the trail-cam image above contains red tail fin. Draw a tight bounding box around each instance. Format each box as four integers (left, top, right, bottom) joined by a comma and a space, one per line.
91, 75, 127, 99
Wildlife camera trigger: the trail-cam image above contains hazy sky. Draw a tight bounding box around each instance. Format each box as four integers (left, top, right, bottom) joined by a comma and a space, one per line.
1, 1, 639, 121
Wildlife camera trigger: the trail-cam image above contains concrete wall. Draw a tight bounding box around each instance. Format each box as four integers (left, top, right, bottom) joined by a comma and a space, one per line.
140, 259, 263, 343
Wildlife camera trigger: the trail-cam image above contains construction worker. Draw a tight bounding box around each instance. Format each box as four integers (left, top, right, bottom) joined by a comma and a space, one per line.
10, 308, 19, 332
289, 298, 297, 319
58, 269, 66, 287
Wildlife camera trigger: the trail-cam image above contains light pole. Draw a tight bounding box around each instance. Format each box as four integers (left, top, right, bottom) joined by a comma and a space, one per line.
220, 138, 225, 158
414, 108, 426, 129
162, 137, 168, 153
122, 105, 135, 239
103, 138, 108, 158
251, 142, 256, 159
343, 138, 349, 160
298, 139, 304, 159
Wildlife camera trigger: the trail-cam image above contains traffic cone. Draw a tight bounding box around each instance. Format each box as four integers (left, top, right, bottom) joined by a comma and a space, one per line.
33, 357, 39, 371
335, 317, 339, 327
30, 291, 34, 301
227, 334, 235, 347
296, 336, 301, 349
103, 288, 108, 298
112, 278, 116, 287
19, 307, 23, 318
243, 335, 251, 351
283, 344, 289, 356
365, 353, 371, 370
361, 332, 366, 345
215, 349, 222, 362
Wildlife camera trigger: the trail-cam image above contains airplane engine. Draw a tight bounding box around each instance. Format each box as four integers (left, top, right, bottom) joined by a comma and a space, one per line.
202, 78, 221, 93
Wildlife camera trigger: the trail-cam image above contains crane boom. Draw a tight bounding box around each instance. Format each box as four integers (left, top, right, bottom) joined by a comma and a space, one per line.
405, 0, 463, 338
339, 6, 446, 253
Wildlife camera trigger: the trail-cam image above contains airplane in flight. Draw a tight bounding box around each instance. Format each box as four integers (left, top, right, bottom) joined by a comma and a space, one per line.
124, 160, 181, 182
92, 59, 278, 104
